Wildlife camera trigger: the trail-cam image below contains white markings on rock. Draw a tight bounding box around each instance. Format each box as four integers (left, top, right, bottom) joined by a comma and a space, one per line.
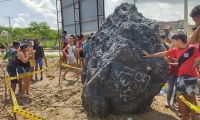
114, 66, 151, 103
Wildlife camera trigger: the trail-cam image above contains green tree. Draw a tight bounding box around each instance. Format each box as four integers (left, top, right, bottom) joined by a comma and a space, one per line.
11, 28, 26, 41
0, 25, 12, 44
0, 22, 58, 48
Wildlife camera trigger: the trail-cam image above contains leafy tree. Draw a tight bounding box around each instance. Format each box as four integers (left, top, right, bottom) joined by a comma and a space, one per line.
0, 22, 58, 48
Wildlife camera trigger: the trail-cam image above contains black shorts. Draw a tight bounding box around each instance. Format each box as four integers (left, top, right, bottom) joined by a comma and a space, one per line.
177, 76, 199, 95
79, 51, 84, 58
17, 66, 29, 74
7, 66, 17, 84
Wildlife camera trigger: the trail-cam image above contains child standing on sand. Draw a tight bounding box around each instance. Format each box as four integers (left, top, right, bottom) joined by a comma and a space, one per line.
62, 37, 79, 79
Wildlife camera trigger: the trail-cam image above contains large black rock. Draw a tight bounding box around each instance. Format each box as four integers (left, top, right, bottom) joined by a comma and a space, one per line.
81, 3, 168, 118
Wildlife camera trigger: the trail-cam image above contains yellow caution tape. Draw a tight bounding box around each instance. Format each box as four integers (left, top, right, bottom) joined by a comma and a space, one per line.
4, 65, 52, 119
8, 62, 59, 81
13, 106, 46, 120
61, 63, 81, 70
3, 62, 59, 120
4, 62, 80, 120
177, 92, 200, 114
7, 62, 81, 81
162, 83, 200, 113
5, 77, 46, 119
162, 83, 168, 89
4, 82, 46, 120
10, 88, 19, 106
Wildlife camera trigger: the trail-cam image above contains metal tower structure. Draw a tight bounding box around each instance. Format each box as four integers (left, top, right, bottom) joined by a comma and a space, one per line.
73, 0, 81, 35
96, 0, 105, 29
55, 0, 63, 47
56, 0, 63, 87
60, 0, 105, 35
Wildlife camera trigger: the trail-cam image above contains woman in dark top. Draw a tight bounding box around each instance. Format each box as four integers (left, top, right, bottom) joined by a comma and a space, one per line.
17, 43, 30, 96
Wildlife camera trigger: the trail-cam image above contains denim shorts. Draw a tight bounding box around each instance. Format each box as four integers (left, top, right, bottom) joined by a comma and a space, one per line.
68, 57, 75, 64
177, 76, 199, 95
35, 57, 43, 67
7, 66, 17, 84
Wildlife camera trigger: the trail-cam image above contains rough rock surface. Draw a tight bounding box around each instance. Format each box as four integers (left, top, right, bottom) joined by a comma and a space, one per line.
81, 3, 168, 118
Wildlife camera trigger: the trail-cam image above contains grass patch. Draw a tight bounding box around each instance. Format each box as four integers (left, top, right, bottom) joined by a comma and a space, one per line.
41, 39, 59, 48
46, 54, 60, 58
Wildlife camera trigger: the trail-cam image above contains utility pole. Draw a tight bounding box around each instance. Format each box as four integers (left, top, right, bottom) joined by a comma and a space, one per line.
7, 16, 12, 46
184, 0, 188, 35
8, 17, 11, 28
134, 0, 136, 6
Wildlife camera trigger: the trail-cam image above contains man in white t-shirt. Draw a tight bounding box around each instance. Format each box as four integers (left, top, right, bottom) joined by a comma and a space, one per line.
62, 37, 79, 79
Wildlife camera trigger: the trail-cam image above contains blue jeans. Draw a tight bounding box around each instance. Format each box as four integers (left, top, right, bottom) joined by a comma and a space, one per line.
167, 74, 177, 103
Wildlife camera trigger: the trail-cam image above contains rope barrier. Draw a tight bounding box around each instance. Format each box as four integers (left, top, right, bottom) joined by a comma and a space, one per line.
4, 62, 81, 120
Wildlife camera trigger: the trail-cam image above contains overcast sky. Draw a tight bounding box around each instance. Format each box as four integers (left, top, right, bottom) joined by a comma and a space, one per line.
0, 0, 199, 29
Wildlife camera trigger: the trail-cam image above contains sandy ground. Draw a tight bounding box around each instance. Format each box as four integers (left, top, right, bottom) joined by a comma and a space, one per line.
0, 58, 200, 120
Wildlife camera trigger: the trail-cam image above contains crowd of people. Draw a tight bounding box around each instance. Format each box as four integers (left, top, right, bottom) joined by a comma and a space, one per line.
3, 27, 93, 97
144, 5, 200, 120
3, 39, 46, 96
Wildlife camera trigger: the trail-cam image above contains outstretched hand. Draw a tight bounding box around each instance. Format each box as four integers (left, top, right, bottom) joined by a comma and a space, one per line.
142, 50, 151, 58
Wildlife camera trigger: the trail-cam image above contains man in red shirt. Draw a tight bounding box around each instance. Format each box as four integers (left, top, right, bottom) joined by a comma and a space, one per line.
143, 33, 200, 120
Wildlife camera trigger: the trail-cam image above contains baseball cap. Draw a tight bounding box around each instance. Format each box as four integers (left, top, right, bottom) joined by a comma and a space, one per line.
164, 26, 171, 30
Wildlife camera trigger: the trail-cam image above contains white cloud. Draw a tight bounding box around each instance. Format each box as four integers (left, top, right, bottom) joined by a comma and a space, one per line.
13, 13, 29, 28
18, 13, 30, 17
20, 0, 57, 28
105, 0, 198, 25
14, 17, 25, 23
13, 23, 21, 28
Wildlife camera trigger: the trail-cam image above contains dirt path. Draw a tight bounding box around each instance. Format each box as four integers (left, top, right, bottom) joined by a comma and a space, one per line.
0, 58, 200, 120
